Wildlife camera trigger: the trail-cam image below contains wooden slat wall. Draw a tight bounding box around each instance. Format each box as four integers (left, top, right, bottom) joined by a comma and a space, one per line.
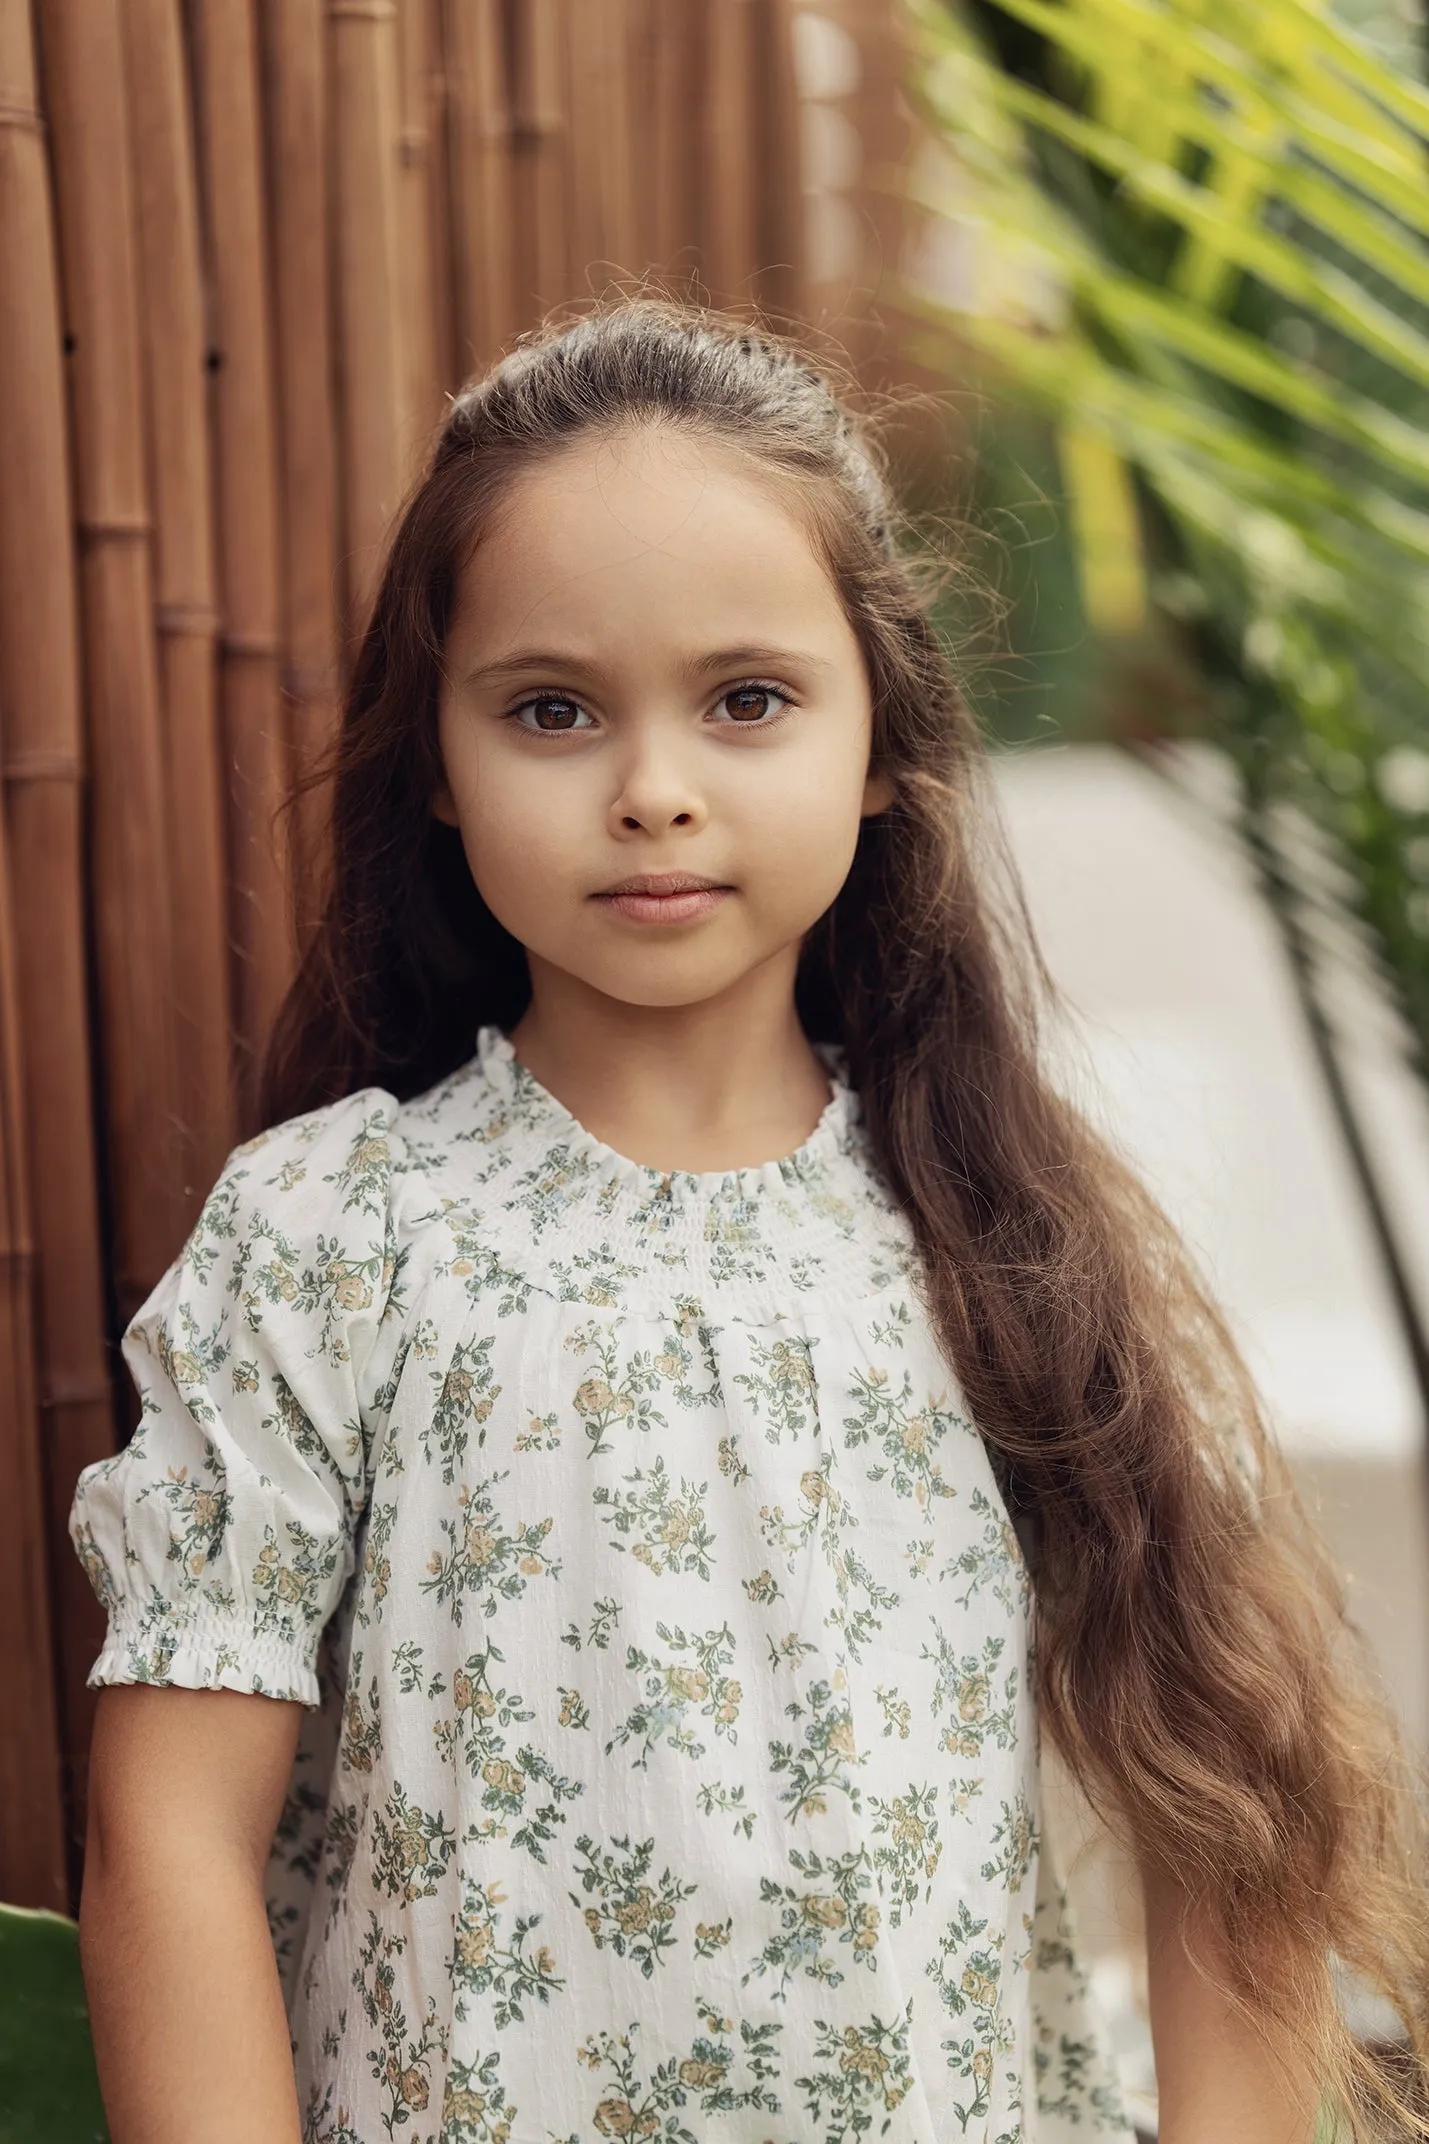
2, 0, 902, 1910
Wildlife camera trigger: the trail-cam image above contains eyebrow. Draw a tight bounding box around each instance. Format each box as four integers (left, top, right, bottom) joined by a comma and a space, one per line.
461, 643, 839, 689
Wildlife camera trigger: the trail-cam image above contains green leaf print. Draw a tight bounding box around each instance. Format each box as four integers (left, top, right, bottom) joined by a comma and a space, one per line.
450, 1870, 563, 2026
716, 1434, 749, 1486
438, 1211, 540, 1319
152, 1299, 229, 1424
694, 1779, 757, 1838
594, 1454, 715, 1579
320, 1797, 362, 1931
606, 1621, 741, 1767
390, 1640, 441, 1698
352, 1909, 449, 2135
515, 1410, 562, 1451
132, 1461, 230, 1583
939, 1487, 1029, 1616
547, 1239, 646, 1306
922, 1627, 1019, 1760
434, 1640, 584, 1863
874, 1685, 910, 1741
236, 1217, 384, 1367
564, 1317, 669, 1458
370, 1784, 456, 1905
867, 1299, 913, 1351
646, 1316, 723, 1410
303, 2074, 363, 2144
569, 1832, 695, 1976
826, 1544, 900, 1666
423, 1333, 502, 1485
926, 1898, 1014, 2135
841, 1364, 961, 1507
794, 2003, 915, 2141
69, 1514, 120, 1616
341, 1661, 383, 1775
731, 1332, 820, 1443
557, 1685, 590, 1730
743, 1845, 880, 1999
250, 1518, 342, 1644
664, 1998, 783, 2114
181, 1169, 241, 1284
262, 1372, 361, 1505
869, 1785, 943, 1926
324, 1115, 392, 1216
769, 1676, 864, 1821
420, 1472, 559, 1626
980, 1794, 1039, 1892
576, 2008, 784, 2139
757, 1455, 845, 1569
440, 2049, 521, 2142
560, 1595, 621, 1652
357, 1498, 398, 1626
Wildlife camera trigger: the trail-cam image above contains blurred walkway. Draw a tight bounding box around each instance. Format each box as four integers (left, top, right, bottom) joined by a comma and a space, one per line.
992, 742, 1429, 2122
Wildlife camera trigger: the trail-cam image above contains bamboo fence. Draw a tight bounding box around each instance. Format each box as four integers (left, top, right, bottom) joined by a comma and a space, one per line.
0, 0, 902, 1910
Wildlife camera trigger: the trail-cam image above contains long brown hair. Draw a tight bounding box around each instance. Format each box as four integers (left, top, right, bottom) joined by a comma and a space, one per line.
265, 296, 1429, 2137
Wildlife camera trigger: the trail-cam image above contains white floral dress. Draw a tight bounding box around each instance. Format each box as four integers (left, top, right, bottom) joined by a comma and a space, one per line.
72, 1024, 1134, 2144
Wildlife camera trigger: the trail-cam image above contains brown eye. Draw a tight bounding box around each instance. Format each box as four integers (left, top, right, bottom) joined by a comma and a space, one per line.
716, 685, 789, 724
516, 694, 589, 733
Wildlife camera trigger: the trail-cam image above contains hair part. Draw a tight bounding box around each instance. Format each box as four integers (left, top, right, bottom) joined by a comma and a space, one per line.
264, 294, 1429, 2136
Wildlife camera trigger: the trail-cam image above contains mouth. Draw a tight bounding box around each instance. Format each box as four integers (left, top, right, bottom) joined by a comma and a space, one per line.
598, 873, 730, 896
592, 872, 735, 925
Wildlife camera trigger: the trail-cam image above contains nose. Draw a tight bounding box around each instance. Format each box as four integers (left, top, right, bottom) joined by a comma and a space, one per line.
606, 729, 709, 837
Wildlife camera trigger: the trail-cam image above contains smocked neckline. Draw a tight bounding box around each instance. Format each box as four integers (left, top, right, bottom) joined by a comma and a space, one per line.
472, 1022, 857, 1200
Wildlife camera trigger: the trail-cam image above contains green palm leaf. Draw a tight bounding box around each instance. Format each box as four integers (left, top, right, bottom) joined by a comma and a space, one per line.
901, 0, 1429, 1079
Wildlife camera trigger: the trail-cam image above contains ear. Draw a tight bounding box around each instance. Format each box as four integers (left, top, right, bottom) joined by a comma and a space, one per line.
431, 778, 460, 827
861, 764, 895, 817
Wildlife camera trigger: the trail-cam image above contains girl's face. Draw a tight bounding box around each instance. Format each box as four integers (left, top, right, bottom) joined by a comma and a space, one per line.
433, 426, 892, 1016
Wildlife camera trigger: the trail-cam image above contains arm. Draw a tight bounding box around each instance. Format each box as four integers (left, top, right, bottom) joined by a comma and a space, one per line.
1142, 1853, 1323, 2144
80, 1683, 306, 2144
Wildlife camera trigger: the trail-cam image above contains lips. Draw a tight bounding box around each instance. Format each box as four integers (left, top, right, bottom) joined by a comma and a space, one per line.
598, 873, 729, 897
593, 879, 734, 925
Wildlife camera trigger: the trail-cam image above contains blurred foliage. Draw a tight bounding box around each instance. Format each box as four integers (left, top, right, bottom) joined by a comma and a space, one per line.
0, 1906, 106, 2142
898, 0, 1429, 1080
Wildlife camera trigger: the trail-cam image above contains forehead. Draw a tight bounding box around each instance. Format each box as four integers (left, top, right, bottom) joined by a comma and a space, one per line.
450, 426, 856, 656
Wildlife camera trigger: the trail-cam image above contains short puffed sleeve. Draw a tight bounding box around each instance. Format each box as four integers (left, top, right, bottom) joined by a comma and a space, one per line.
69, 1088, 403, 1707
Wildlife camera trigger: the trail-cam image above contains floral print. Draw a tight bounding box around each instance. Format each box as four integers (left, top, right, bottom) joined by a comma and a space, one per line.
71, 1024, 1132, 2141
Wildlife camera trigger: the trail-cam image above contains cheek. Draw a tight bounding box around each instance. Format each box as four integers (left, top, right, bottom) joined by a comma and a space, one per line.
729, 748, 867, 880
463, 787, 575, 916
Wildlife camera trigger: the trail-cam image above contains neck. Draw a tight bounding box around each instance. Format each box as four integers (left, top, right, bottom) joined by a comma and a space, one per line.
506, 959, 833, 1176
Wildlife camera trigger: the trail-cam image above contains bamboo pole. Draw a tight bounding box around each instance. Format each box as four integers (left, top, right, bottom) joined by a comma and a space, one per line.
443, 0, 518, 369
563, 0, 637, 294
395, 0, 446, 454
35, 0, 187, 1319
511, 0, 569, 322
812, 0, 909, 373
121, 0, 236, 1203
257, 0, 342, 929
0, 780, 67, 1911
328, 0, 408, 634
0, 0, 114, 1875
188, 0, 294, 1113
423, 0, 459, 399
753, 0, 807, 321
641, 0, 701, 286
626, 0, 658, 271
699, 0, 760, 305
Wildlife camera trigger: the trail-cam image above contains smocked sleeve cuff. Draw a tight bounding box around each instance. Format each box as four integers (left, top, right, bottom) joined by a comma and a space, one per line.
86, 1599, 322, 1708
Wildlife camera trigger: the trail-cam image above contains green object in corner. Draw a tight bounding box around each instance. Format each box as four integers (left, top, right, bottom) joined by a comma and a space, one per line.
0, 1906, 108, 2143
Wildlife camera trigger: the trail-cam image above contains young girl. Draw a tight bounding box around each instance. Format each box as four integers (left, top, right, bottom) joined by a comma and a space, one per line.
72, 300, 1428, 2144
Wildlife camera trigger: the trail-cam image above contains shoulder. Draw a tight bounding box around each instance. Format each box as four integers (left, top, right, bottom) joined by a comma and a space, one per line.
181, 1086, 407, 1282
